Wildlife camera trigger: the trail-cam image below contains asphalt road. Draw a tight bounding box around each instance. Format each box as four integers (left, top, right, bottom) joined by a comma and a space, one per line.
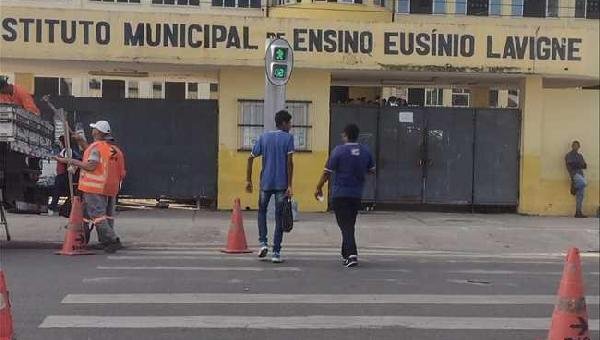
1, 245, 599, 340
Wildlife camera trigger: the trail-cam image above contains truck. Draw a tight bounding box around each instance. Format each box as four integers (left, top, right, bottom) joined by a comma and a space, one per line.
0, 104, 55, 213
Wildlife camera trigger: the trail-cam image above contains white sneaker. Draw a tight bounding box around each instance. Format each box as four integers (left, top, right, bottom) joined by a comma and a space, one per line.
271, 253, 283, 263
258, 246, 269, 258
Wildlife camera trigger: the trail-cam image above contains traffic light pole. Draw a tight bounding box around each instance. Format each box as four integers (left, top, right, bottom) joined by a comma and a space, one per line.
264, 77, 285, 132
264, 38, 293, 133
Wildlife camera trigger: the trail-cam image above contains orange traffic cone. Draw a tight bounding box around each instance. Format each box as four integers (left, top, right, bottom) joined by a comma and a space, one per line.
221, 198, 252, 254
0, 269, 13, 340
547, 247, 590, 340
55, 196, 94, 256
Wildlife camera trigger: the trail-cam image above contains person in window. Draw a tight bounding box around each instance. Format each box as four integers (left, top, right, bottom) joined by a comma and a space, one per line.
245, 110, 295, 263
314, 124, 376, 268
0, 76, 40, 115
565, 141, 588, 218
388, 96, 398, 107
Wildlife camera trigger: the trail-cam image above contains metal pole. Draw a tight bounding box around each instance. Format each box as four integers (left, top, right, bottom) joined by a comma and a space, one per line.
264, 38, 287, 132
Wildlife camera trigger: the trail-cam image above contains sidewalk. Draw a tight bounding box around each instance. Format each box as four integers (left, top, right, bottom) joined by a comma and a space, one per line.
1, 206, 598, 254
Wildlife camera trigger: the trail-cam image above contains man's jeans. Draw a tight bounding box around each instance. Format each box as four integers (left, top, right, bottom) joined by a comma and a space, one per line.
573, 174, 587, 214
258, 190, 286, 253
82, 193, 118, 244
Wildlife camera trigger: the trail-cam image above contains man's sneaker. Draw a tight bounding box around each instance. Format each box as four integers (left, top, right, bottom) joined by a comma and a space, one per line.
258, 245, 269, 258
344, 255, 358, 268
271, 252, 283, 263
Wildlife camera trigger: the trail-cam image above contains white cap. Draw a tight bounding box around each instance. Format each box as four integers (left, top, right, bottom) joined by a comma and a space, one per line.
90, 121, 111, 134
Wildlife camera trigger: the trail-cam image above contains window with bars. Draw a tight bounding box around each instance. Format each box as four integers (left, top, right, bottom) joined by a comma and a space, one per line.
507, 89, 519, 108
152, 0, 201, 5
576, 0, 600, 18
238, 101, 312, 151
451, 89, 471, 107
127, 80, 139, 98
212, 0, 261, 8
397, 0, 446, 14
425, 88, 444, 107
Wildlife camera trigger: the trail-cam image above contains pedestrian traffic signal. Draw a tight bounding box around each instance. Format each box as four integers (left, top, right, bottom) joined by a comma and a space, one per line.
265, 38, 293, 86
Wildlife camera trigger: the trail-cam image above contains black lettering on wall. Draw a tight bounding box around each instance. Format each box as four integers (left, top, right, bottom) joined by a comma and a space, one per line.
359, 31, 372, 54
44, 19, 59, 43
323, 30, 336, 52
438, 34, 452, 57
514, 36, 528, 59
19, 18, 34, 42
344, 31, 358, 53
416, 33, 430, 56
243, 27, 257, 49
293, 28, 307, 52
486, 35, 500, 58
204, 25, 210, 49
188, 24, 202, 48
537, 37, 551, 60
212, 25, 226, 48
309, 29, 322, 52
461, 35, 475, 57
35, 19, 42, 43
551, 38, 566, 60
400, 33, 414, 55
226, 26, 240, 49
60, 20, 76, 44
568, 38, 581, 61
147, 23, 161, 47
2, 18, 17, 42
125, 23, 145, 46
384, 32, 398, 55
79, 20, 93, 45
164, 24, 178, 47
97, 22, 110, 45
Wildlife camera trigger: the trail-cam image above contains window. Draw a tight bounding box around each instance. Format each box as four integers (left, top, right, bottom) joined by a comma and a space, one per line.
238, 101, 311, 151
287, 102, 312, 151
152, 82, 164, 99
165, 82, 186, 100
34, 77, 72, 97
467, 0, 489, 16
456, 0, 467, 14
546, 0, 559, 17
489, 0, 502, 15
102, 80, 125, 99
127, 81, 139, 98
89, 78, 102, 97
511, 0, 523, 16
508, 89, 519, 108
577, 0, 600, 18
523, 0, 546, 17
90, 0, 140, 3
425, 88, 444, 107
397, 0, 445, 14
452, 89, 471, 107
152, 0, 200, 5
212, 0, 261, 8
187, 83, 199, 100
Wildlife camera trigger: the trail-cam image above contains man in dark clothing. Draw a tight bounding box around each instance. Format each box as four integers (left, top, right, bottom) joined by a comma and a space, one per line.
315, 124, 375, 268
565, 141, 587, 218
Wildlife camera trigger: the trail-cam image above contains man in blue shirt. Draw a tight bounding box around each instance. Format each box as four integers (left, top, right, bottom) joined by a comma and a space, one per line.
315, 124, 375, 268
246, 110, 295, 263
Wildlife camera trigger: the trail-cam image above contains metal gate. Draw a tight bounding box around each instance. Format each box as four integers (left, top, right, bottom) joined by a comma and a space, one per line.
330, 104, 520, 206
39, 97, 219, 200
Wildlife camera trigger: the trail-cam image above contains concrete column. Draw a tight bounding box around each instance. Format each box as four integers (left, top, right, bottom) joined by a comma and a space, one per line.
471, 87, 490, 108
559, 0, 576, 18
70, 77, 85, 97
518, 75, 544, 214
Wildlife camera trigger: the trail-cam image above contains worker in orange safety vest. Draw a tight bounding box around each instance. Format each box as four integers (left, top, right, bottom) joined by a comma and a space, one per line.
56, 120, 126, 253
0, 76, 41, 115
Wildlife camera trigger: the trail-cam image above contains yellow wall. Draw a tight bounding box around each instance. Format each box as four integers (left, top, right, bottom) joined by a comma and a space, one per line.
520, 85, 599, 216
218, 67, 331, 212
1, 6, 598, 79
269, 3, 392, 22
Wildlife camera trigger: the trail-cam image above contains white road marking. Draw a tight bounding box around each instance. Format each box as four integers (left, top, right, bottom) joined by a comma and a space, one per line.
39, 315, 600, 330
61, 293, 600, 305
446, 270, 600, 276
96, 266, 301, 272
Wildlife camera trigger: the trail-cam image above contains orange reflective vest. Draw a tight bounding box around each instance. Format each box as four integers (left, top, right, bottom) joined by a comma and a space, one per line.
78, 141, 126, 197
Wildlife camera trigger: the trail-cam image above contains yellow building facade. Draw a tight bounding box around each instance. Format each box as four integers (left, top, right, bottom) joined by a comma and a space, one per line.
1, 0, 598, 215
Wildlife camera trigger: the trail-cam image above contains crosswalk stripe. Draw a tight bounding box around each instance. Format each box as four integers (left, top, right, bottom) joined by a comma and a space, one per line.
39, 315, 600, 330
446, 270, 600, 276
61, 293, 600, 305
96, 266, 301, 272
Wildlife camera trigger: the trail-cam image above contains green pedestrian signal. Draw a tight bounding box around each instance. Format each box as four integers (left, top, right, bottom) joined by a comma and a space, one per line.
272, 64, 288, 79
274, 47, 288, 61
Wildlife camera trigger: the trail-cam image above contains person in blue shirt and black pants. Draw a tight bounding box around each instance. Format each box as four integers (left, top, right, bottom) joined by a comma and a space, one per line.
315, 124, 375, 268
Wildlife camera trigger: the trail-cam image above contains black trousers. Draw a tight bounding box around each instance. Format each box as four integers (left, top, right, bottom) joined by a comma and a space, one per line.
332, 197, 361, 259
